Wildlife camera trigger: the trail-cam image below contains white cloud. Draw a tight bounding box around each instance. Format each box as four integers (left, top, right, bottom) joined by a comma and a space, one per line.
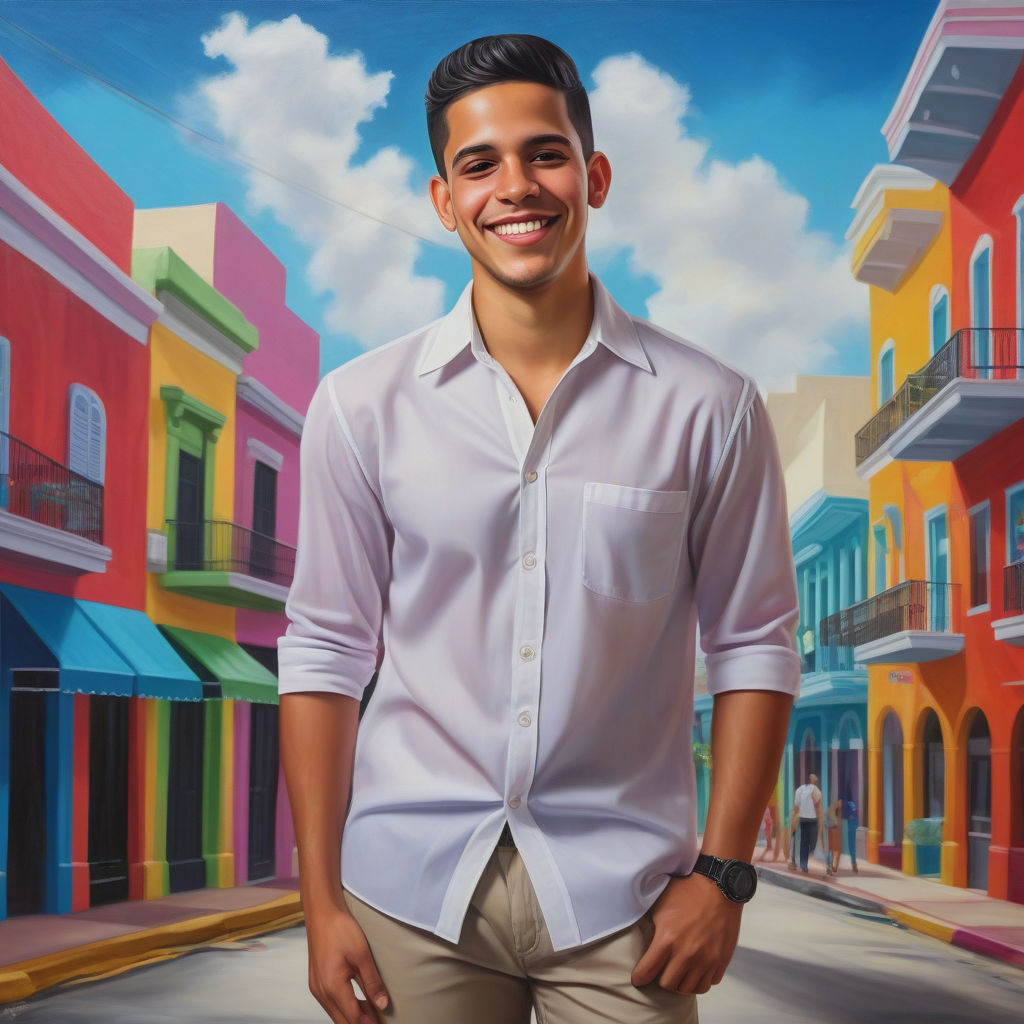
588, 54, 867, 391
195, 12, 448, 348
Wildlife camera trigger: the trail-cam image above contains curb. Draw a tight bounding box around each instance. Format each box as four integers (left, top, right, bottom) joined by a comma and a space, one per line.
0, 893, 303, 1005
757, 866, 1024, 972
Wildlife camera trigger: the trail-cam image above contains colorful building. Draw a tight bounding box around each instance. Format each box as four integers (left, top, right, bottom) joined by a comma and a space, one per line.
845, 0, 1024, 900
694, 375, 871, 843
0, 58, 206, 919
133, 203, 318, 888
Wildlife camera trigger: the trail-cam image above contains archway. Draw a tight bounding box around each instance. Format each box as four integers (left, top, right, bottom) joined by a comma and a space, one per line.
881, 711, 904, 866
966, 709, 992, 891
921, 709, 945, 819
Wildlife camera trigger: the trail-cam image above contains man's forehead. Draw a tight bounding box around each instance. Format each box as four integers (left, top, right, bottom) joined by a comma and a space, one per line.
443, 81, 577, 154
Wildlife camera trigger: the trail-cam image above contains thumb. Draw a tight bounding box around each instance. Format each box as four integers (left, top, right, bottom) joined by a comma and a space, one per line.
353, 948, 390, 1014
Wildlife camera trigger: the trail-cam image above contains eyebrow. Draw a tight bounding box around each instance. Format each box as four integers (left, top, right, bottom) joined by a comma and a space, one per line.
451, 134, 574, 169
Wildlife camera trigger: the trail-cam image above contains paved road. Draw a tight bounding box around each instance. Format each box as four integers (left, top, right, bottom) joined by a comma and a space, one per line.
5, 884, 1024, 1022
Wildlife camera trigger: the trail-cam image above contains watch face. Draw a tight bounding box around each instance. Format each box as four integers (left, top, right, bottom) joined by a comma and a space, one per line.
722, 861, 757, 902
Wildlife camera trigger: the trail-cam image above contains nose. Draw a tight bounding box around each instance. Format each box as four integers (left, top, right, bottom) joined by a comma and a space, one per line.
495, 158, 540, 202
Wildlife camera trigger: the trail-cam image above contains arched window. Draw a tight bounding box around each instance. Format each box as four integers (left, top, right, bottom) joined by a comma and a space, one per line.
970, 236, 993, 380
68, 384, 106, 484
878, 340, 895, 404
930, 286, 950, 357
882, 711, 904, 846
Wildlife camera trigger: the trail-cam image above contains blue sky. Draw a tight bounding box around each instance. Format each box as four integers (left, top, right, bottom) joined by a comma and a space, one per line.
0, 1, 938, 386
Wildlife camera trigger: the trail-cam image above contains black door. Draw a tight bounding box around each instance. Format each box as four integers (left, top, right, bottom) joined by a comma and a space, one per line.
250, 462, 277, 578
176, 450, 204, 570
166, 700, 206, 893
248, 703, 279, 881
88, 696, 130, 906
7, 687, 47, 916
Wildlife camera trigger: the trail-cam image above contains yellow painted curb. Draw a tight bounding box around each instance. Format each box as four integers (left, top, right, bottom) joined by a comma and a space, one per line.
0, 893, 302, 1005
887, 907, 956, 943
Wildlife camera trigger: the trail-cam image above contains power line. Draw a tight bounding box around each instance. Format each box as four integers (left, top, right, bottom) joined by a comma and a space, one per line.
0, 12, 448, 249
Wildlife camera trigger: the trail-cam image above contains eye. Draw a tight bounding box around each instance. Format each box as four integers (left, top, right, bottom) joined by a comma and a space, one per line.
460, 159, 495, 175
532, 150, 568, 164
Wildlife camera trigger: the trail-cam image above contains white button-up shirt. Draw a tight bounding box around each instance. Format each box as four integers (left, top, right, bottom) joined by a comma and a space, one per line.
279, 277, 800, 951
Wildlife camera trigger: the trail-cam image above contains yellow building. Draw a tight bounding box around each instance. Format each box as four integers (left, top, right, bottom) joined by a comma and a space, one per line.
845, 165, 965, 880
130, 246, 276, 899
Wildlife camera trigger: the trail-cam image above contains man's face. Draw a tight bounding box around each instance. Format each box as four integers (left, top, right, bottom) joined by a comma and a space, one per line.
429, 81, 610, 293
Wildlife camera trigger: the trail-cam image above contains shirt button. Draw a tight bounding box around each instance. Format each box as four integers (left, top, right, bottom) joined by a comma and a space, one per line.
519, 645, 536, 661
518, 712, 532, 728
525, 470, 538, 483
508, 796, 522, 809
522, 552, 537, 570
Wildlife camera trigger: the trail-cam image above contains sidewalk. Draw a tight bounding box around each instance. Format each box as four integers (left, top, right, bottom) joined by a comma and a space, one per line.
756, 852, 1024, 970
0, 878, 302, 1004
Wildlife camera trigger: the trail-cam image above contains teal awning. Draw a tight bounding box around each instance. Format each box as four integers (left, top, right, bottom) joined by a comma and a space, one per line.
77, 599, 203, 702
160, 625, 278, 704
0, 584, 133, 697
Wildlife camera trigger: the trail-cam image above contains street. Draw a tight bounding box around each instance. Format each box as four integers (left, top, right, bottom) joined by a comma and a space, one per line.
5, 883, 1023, 1023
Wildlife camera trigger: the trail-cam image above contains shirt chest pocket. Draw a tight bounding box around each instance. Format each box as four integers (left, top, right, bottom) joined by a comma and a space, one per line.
581, 483, 689, 603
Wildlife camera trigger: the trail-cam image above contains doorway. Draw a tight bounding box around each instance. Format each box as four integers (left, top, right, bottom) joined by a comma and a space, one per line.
88, 696, 130, 906
167, 700, 206, 893
967, 710, 992, 891
175, 450, 204, 570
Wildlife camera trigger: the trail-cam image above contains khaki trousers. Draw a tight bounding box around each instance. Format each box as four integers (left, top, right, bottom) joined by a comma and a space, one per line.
344, 846, 699, 1024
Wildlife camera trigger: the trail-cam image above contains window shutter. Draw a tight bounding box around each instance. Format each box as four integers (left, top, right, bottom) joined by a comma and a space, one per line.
0, 338, 10, 437
68, 385, 105, 484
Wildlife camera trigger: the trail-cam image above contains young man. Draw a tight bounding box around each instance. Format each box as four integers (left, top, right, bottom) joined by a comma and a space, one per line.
279, 34, 800, 1024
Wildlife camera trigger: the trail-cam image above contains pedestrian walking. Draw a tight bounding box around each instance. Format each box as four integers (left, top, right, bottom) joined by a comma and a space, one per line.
824, 798, 842, 877
842, 791, 859, 874
792, 773, 823, 873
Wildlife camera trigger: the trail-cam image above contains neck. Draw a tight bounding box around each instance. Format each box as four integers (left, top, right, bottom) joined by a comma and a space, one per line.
470, 263, 594, 375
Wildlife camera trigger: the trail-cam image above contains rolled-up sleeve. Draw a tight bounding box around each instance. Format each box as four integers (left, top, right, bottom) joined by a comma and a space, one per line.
688, 379, 801, 698
278, 376, 391, 699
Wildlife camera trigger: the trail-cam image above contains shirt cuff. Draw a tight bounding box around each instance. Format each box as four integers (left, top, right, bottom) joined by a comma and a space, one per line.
277, 636, 374, 700
705, 645, 802, 698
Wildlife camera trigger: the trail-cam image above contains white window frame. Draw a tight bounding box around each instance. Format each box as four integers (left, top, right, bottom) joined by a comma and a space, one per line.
878, 338, 896, 405
1008, 480, 1024, 565
929, 285, 950, 357
68, 383, 106, 484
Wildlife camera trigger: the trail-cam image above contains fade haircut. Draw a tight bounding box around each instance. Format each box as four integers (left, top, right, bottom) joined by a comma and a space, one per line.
425, 34, 594, 178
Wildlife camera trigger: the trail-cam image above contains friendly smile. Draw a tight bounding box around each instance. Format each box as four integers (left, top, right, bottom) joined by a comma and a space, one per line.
488, 216, 557, 237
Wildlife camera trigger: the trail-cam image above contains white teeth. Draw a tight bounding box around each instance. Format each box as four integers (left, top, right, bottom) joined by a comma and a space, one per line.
494, 219, 546, 236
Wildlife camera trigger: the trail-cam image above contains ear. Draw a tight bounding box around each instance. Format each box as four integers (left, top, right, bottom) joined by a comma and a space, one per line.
429, 174, 457, 232
586, 151, 612, 210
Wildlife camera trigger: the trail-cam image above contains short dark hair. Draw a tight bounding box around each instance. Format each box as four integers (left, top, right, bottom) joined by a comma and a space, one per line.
425, 34, 594, 178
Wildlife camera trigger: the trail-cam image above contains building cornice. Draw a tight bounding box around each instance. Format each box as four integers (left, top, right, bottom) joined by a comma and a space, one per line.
237, 376, 305, 437
846, 164, 940, 245
0, 163, 161, 343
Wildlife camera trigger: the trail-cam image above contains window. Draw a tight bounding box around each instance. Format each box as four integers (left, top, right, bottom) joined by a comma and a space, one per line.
970, 237, 993, 379
68, 384, 105, 484
1015, 197, 1024, 335
878, 340, 895, 404
0, 338, 9, 507
250, 461, 278, 578
968, 503, 990, 610
1009, 483, 1024, 565
930, 287, 949, 357
873, 524, 888, 595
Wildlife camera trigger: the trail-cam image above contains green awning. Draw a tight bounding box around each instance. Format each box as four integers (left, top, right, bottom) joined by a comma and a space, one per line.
0, 583, 134, 697
159, 625, 278, 704
77, 600, 203, 702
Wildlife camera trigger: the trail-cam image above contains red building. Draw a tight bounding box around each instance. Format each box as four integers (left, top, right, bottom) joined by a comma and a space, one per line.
0, 59, 199, 919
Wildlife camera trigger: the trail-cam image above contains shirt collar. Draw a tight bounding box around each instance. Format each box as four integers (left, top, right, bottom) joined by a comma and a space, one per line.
415, 275, 653, 378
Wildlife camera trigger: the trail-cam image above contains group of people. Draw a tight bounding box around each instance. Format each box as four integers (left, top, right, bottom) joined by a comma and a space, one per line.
758, 773, 859, 877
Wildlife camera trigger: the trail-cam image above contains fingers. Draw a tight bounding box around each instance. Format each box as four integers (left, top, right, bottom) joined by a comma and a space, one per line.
631, 940, 667, 988
352, 946, 390, 1017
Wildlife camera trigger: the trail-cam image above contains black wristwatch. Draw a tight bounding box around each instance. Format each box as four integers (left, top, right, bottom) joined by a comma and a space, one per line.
690, 854, 758, 903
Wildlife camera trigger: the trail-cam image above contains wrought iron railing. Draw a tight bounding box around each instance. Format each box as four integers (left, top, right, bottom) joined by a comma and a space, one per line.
0, 430, 103, 543
855, 328, 1024, 465
1006, 562, 1024, 614
166, 519, 296, 586
820, 580, 962, 650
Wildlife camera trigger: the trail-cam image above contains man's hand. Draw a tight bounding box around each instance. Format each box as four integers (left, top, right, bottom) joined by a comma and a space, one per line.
631, 874, 743, 996
305, 903, 390, 1024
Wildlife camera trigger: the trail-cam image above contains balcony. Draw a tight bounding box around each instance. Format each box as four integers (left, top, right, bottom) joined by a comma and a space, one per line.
0, 431, 111, 573
992, 562, 1024, 647
160, 519, 295, 611
821, 580, 964, 665
856, 329, 1024, 476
